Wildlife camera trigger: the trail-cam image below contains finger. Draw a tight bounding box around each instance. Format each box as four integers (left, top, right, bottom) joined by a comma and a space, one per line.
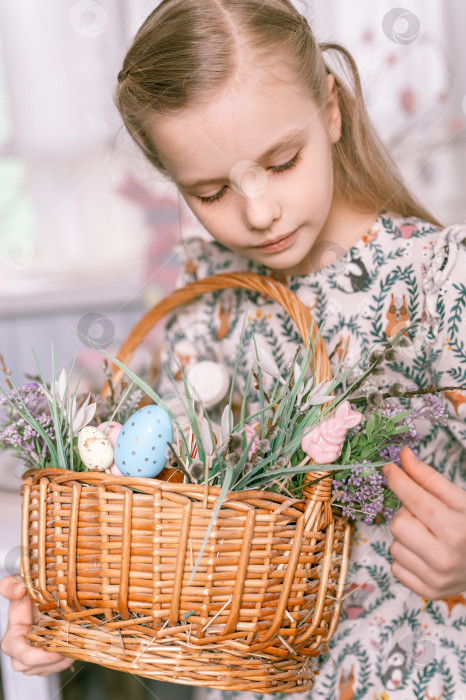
3, 589, 71, 671
390, 539, 445, 589
8, 592, 35, 628
389, 507, 440, 567
13, 655, 74, 676
0, 576, 27, 600
2, 623, 69, 668
399, 447, 464, 510
383, 458, 448, 531
390, 561, 462, 600
4, 581, 41, 626
4, 596, 69, 666
28, 657, 74, 675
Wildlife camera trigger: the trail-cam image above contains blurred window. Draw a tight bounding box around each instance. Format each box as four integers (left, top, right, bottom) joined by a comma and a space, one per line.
0, 35, 36, 273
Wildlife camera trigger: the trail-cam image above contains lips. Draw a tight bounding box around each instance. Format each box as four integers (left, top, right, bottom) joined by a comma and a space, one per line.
256, 230, 297, 248
255, 228, 299, 252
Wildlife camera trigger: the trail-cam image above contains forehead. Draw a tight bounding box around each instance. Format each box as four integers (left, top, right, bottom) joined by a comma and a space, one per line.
147, 59, 321, 185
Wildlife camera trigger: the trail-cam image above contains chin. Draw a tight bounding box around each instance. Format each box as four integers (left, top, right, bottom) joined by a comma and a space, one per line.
270, 254, 311, 276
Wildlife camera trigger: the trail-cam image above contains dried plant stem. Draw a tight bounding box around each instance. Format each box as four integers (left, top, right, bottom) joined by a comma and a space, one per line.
297, 454, 311, 468
203, 455, 210, 508
252, 369, 270, 404
166, 443, 193, 483
101, 360, 116, 405
0, 354, 14, 390
350, 383, 466, 404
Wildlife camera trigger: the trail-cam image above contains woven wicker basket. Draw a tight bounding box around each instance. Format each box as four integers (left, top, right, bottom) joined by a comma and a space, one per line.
21, 272, 353, 694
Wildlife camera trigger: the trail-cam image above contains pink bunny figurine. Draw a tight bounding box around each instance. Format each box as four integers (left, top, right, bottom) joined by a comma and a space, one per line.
301, 400, 363, 464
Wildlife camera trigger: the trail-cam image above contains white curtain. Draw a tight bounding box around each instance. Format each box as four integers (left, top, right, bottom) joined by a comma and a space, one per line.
0, 0, 150, 303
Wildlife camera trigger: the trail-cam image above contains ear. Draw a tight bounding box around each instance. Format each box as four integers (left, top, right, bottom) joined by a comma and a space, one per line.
339, 402, 363, 429
325, 73, 342, 144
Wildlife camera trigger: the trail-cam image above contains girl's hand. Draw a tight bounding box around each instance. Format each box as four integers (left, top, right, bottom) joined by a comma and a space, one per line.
0, 576, 73, 675
383, 447, 466, 600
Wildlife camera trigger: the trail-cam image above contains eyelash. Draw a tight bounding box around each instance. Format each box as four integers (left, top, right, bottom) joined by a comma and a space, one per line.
198, 151, 302, 205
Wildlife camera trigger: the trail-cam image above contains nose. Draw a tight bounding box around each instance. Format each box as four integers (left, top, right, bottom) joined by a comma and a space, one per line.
242, 190, 281, 232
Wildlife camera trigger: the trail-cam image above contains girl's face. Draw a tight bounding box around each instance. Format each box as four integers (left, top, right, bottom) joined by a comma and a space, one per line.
149, 59, 370, 276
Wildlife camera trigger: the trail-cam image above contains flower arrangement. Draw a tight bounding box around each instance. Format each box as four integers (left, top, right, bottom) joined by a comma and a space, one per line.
0, 352, 143, 473
0, 322, 456, 535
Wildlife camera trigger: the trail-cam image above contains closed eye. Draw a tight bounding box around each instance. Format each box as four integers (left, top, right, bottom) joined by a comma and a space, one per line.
269, 150, 302, 173
198, 186, 228, 205
197, 151, 302, 205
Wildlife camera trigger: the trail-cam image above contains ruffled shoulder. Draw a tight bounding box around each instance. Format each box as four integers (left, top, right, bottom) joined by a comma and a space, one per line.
422, 221, 466, 330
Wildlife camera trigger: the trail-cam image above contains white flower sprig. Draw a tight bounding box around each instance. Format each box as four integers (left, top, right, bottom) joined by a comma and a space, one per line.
254, 343, 280, 378
293, 363, 335, 409
254, 344, 335, 408
41, 368, 96, 435
220, 405, 233, 448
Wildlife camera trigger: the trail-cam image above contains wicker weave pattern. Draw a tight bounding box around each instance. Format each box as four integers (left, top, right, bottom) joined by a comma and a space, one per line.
21, 273, 353, 693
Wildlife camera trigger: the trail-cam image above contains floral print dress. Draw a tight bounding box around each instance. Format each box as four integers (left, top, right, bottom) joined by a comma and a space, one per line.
156, 211, 466, 700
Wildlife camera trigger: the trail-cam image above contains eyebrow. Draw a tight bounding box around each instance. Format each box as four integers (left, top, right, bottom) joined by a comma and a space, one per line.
177, 127, 305, 190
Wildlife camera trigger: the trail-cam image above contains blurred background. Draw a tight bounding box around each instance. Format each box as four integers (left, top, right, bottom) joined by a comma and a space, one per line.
0, 0, 464, 698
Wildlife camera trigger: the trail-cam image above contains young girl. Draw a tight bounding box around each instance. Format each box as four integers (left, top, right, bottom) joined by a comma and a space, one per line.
2, 0, 466, 696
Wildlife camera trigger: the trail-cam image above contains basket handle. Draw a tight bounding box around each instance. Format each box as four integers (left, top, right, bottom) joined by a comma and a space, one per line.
102, 271, 334, 501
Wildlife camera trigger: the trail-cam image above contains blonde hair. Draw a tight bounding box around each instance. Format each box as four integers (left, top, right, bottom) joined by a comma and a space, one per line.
115, 0, 443, 228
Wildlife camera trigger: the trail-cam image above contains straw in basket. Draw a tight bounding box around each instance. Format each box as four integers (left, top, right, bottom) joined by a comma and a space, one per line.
21, 272, 353, 694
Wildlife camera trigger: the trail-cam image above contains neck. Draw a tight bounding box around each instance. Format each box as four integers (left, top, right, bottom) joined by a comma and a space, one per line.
303, 199, 379, 275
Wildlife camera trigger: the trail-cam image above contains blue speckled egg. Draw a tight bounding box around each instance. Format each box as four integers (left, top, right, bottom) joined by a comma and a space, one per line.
113, 405, 173, 478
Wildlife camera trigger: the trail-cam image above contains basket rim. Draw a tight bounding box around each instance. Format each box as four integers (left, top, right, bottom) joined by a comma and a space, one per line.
21, 466, 334, 508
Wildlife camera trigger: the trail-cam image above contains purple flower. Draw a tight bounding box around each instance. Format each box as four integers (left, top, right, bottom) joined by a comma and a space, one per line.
0, 382, 55, 468
409, 391, 448, 425
377, 391, 447, 467
331, 460, 397, 525
335, 391, 448, 525
378, 443, 402, 466
0, 382, 45, 414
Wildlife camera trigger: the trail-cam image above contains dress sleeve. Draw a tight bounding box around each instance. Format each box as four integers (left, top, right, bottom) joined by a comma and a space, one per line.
422, 222, 466, 448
